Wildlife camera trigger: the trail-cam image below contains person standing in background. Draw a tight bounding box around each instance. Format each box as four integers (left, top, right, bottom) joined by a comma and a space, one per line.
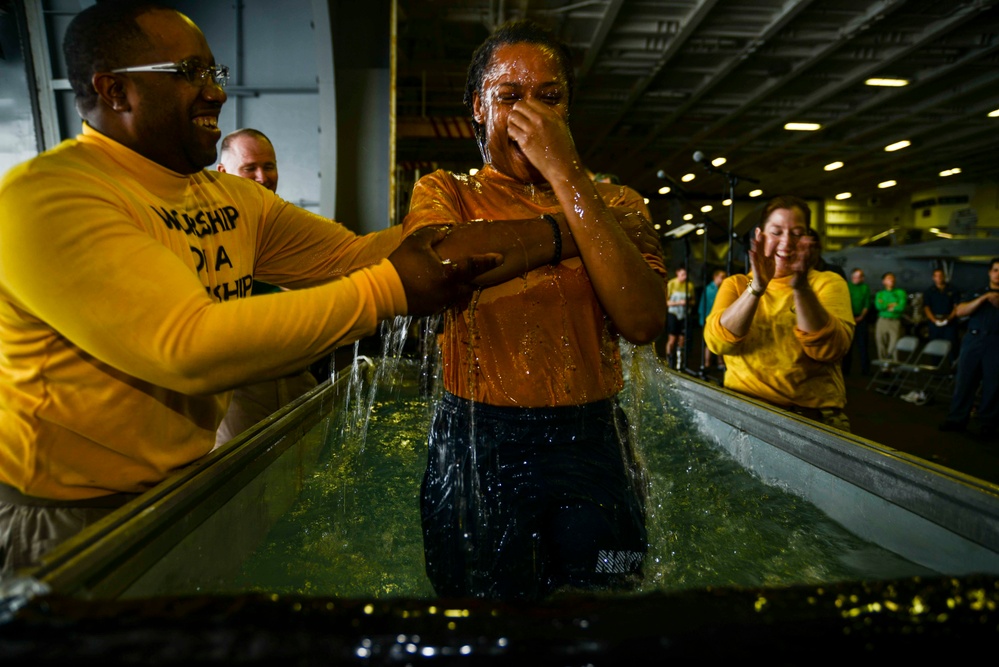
699, 268, 726, 370
843, 268, 872, 376
923, 268, 960, 353
939, 259, 999, 439
705, 195, 853, 431
874, 272, 906, 360
214, 129, 317, 447
665, 267, 694, 370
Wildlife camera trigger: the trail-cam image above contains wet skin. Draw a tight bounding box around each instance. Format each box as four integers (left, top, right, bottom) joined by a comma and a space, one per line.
469, 42, 666, 344
473, 43, 570, 186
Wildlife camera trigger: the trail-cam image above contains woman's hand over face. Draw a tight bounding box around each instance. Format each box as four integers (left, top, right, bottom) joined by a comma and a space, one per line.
506, 99, 581, 184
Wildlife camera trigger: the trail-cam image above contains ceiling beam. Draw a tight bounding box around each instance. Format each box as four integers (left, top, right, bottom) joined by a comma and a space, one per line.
577, 0, 625, 81
580, 0, 723, 161
699, 0, 998, 166
631, 0, 909, 180
736, 38, 999, 172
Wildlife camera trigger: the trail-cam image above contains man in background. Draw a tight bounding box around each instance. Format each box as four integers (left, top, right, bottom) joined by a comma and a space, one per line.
874, 272, 907, 360
217, 128, 278, 192
214, 129, 316, 446
664, 267, 693, 370
939, 259, 999, 439
843, 268, 872, 376
922, 268, 960, 354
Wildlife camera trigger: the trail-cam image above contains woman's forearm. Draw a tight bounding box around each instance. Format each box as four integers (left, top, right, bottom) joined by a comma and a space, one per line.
718, 287, 762, 338
793, 284, 831, 333
548, 169, 666, 344
431, 216, 578, 286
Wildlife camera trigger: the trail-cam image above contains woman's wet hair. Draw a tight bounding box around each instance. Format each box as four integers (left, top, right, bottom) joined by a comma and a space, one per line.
463, 20, 575, 151
758, 195, 812, 229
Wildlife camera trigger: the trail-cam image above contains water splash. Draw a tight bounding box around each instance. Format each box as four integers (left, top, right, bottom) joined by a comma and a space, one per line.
339, 316, 414, 449
232, 347, 925, 599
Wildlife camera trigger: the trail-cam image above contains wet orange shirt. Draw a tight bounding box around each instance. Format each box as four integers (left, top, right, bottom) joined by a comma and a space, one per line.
403, 166, 665, 407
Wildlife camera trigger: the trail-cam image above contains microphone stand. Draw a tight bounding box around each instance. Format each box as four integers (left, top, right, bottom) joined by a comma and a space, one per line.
694, 159, 760, 277
693, 214, 729, 382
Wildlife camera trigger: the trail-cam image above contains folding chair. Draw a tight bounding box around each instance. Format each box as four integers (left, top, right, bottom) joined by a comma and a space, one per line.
921, 356, 958, 401
892, 339, 953, 399
866, 335, 920, 394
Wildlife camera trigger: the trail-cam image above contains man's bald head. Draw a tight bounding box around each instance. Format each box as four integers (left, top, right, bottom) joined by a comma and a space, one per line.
217, 129, 278, 192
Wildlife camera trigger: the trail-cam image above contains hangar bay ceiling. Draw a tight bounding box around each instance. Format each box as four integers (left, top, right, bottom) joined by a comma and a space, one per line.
395, 0, 999, 215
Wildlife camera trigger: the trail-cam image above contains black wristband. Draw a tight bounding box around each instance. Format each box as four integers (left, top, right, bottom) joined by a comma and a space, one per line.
542, 214, 562, 265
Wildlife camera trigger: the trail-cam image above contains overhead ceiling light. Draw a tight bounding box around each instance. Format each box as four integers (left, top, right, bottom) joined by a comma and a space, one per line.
824, 161, 844, 171
865, 77, 909, 87
749, 189, 763, 197
643, 197, 650, 204
989, 108, 999, 117
835, 192, 852, 200
939, 167, 962, 177
658, 186, 671, 195
701, 205, 713, 213
722, 198, 732, 206
683, 213, 694, 221
653, 223, 661, 231
878, 180, 897, 189
711, 157, 727, 167
696, 228, 706, 236
784, 122, 822, 131
681, 173, 696, 182
884, 140, 911, 152
468, 168, 479, 175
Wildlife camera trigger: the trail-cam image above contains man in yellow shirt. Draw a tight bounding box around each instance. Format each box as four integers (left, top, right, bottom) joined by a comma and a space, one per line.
0, 3, 497, 572
664, 267, 694, 369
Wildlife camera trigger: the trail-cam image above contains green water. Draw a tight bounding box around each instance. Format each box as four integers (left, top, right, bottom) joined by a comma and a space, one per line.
230, 354, 927, 598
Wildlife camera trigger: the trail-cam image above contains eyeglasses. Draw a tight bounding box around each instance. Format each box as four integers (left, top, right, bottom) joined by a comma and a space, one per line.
111, 61, 230, 88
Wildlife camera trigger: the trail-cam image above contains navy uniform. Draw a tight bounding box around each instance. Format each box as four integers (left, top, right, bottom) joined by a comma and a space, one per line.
923, 282, 960, 345
944, 287, 999, 435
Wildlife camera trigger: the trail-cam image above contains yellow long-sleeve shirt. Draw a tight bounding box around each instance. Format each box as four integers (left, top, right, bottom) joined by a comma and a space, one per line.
704, 271, 853, 409
0, 125, 405, 500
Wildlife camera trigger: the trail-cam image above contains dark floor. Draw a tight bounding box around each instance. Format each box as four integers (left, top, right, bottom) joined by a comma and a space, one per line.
697, 363, 999, 487
842, 371, 999, 486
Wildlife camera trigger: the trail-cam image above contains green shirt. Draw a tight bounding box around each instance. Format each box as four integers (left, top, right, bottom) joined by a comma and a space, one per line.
875, 288, 907, 319
847, 282, 871, 318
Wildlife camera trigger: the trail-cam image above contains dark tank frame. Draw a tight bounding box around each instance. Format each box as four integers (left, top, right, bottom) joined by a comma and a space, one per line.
2, 366, 998, 662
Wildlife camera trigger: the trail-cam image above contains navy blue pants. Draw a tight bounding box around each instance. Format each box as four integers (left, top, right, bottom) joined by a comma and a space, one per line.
947, 331, 999, 429
420, 392, 647, 600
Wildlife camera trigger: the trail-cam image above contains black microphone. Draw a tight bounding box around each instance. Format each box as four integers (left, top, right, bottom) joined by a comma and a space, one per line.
693, 150, 718, 174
